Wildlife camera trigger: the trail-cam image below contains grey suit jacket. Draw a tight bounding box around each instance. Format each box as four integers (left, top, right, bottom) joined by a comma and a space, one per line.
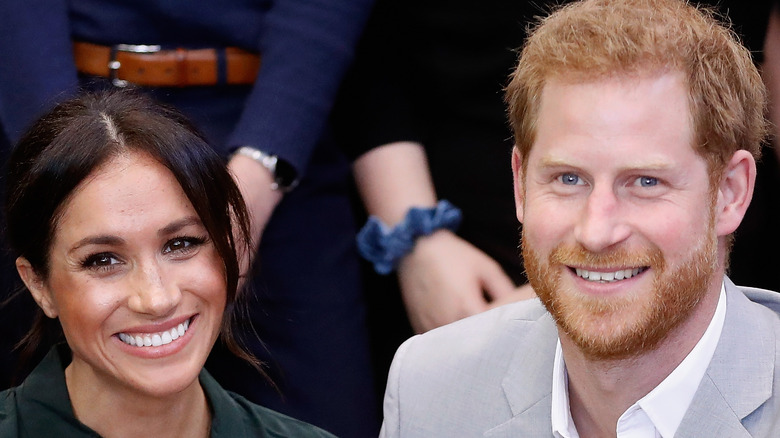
380, 277, 780, 437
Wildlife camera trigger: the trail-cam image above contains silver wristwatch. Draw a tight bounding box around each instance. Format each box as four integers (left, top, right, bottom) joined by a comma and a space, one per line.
232, 146, 299, 191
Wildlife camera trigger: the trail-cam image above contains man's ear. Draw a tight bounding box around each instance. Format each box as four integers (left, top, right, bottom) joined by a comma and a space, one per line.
512, 147, 525, 223
16, 257, 58, 318
714, 150, 756, 237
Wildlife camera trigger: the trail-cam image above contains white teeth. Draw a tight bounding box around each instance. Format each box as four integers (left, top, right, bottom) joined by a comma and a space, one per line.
118, 318, 191, 348
576, 267, 645, 283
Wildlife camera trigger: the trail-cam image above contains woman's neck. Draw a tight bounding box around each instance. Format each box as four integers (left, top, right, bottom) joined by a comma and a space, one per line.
64, 362, 211, 438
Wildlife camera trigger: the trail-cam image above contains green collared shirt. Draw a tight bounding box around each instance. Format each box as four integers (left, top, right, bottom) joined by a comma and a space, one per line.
0, 345, 336, 437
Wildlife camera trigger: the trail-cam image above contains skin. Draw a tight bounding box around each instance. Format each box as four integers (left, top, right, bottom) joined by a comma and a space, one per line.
512, 71, 755, 436
353, 141, 533, 334
228, 154, 282, 280
17, 151, 227, 438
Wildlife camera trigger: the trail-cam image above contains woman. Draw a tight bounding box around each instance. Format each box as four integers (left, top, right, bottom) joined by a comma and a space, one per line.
0, 3, 379, 434
0, 90, 334, 437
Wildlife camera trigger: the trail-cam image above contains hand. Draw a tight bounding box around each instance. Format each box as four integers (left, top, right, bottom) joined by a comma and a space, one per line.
397, 230, 516, 333
228, 154, 283, 283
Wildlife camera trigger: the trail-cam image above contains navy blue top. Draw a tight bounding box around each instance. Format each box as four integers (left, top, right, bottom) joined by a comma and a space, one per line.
0, 0, 373, 175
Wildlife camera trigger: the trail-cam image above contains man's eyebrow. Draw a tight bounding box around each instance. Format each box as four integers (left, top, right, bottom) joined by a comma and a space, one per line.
158, 216, 204, 237
537, 156, 572, 168
537, 155, 673, 171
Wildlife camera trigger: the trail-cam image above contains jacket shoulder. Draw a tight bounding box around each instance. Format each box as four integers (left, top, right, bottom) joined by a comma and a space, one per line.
382, 299, 557, 436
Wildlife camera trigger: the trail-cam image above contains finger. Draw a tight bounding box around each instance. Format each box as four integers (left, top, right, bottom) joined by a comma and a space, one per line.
487, 287, 536, 310
460, 288, 491, 314
478, 261, 516, 300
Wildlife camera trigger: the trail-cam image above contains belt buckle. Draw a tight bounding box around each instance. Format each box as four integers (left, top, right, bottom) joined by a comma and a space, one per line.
109, 44, 162, 87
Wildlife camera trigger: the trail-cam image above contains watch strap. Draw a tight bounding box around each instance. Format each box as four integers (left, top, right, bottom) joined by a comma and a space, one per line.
232, 146, 299, 191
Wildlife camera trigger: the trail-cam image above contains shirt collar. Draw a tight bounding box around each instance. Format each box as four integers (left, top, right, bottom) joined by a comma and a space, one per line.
14, 344, 100, 436
551, 282, 727, 438
200, 367, 251, 436
551, 338, 577, 438
634, 282, 726, 437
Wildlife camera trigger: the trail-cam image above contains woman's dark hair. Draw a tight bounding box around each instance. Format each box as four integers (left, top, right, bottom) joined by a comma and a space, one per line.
5, 89, 260, 374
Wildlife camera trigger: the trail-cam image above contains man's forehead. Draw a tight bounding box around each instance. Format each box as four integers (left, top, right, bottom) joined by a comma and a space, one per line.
532, 72, 693, 145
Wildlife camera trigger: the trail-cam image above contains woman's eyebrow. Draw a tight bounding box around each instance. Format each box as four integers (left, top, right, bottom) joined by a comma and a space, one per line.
69, 235, 125, 253
158, 216, 203, 237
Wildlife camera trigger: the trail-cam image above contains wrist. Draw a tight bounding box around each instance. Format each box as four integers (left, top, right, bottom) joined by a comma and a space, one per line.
228, 156, 283, 241
230, 146, 299, 191
356, 200, 462, 275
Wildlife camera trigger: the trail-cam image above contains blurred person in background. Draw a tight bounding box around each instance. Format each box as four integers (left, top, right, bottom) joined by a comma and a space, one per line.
0, 1, 378, 436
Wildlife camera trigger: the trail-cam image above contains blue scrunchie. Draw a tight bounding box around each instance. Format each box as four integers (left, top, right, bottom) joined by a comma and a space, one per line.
356, 200, 462, 275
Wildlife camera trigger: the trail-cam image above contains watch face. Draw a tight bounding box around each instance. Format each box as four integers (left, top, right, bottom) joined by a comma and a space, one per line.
274, 157, 299, 190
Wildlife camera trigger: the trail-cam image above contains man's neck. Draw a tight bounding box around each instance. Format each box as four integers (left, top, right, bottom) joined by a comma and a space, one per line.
561, 285, 721, 437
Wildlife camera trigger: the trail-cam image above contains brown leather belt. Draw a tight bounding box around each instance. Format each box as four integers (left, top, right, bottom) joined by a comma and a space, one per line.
73, 41, 260, 87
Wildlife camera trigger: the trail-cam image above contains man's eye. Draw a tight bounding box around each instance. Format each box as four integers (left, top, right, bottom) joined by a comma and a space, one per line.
559, 173, 582, 185
636, 176, 658, 187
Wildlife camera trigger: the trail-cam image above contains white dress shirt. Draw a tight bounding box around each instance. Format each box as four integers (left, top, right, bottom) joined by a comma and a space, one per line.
551, 283, 727, 438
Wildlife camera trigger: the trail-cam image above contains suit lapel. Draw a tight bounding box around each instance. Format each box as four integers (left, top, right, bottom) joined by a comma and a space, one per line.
485, 310, 558, 437
676, 278, 776, 437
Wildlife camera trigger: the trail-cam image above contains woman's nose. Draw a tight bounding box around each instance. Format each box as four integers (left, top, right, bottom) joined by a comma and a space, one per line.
126, 261, 181, 316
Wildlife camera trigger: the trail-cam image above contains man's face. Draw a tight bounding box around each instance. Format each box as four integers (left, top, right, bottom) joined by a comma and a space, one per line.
515, 72, 722, 360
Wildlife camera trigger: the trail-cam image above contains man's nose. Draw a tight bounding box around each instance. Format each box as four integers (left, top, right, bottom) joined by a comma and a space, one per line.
127, 260, 181, 316
573, 184, 631, 253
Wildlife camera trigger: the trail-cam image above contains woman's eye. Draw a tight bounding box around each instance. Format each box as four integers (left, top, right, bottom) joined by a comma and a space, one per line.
82, 253, 121, 269
163, 236, 206, 255
636, 176, 659, 187
558, 173, 583, 185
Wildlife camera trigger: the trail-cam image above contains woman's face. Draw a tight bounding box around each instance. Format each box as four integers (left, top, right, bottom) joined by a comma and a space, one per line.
19, 151, 227, 398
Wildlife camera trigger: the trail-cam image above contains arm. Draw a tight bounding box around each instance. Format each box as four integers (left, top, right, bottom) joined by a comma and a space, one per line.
224, 0, 374, 258
0, 0, 79, 143
354, 142, 525, 333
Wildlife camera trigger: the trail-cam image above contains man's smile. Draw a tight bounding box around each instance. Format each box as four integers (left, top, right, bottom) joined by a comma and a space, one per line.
572, 267, 649, 283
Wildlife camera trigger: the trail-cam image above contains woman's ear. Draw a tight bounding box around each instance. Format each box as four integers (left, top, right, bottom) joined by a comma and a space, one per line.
512, 147, 525, 223
16, 257, 58, 318
714, 149, 756, 237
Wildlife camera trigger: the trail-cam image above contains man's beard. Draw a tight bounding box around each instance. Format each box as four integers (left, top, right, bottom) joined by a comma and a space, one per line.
522, 223, 717, 361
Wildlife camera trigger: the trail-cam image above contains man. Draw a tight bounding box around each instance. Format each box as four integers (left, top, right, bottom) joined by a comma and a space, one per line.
379, 0, 780, 436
